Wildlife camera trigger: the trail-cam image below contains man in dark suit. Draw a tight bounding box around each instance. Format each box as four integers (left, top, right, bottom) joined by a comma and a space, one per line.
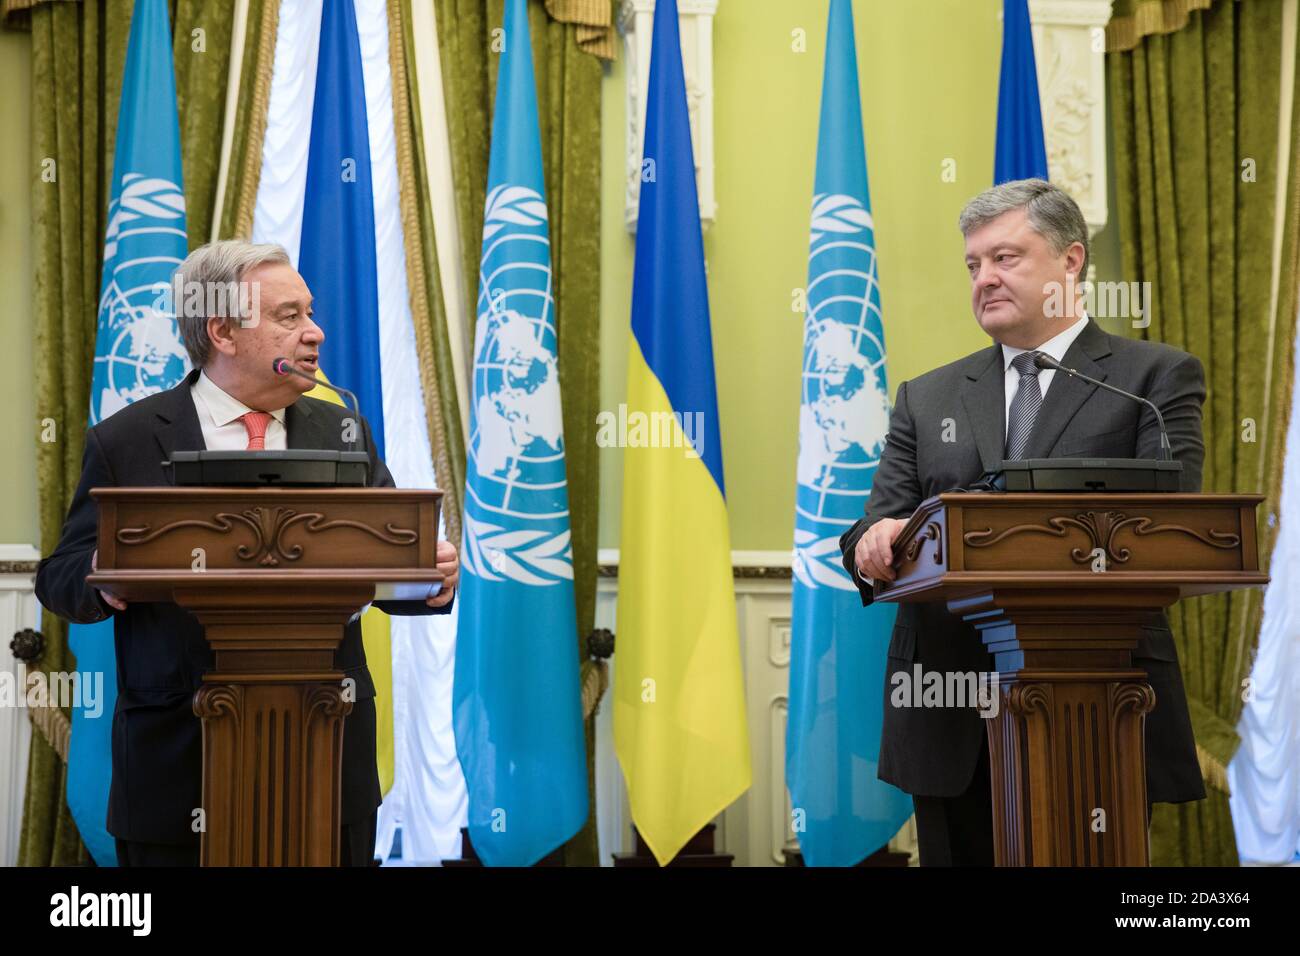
36, 240, 460, 867
839, 179, 1206, 866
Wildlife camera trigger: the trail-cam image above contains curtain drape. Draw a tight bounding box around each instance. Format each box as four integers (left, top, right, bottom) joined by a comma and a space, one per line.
216, 0, 278, 241
391, 0, 464, 543
434, 0, 603, 865
10, 0, 239, 866
1108, 0, 1300, 865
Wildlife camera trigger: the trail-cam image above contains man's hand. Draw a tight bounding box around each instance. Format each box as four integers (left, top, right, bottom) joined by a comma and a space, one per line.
90, 548, 128, 612
426, 539, 460, 608
854, 517, 908, 583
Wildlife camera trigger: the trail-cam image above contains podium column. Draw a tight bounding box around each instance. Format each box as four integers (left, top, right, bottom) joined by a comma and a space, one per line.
947, 588, 1179, 866
176, 584, 372, 867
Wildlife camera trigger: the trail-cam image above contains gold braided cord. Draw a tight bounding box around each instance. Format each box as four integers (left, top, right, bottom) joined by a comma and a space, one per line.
28, 704, 70, 762
232, 0, 281, 238
580, 659, 608, 720
1196, 742, 1230, 795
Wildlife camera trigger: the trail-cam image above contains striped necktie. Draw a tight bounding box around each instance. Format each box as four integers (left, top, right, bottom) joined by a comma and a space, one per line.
238, 411, 274, 450
1004, 351, 1043, 460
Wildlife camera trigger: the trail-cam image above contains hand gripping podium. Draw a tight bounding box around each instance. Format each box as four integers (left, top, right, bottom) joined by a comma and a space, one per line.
86, 487, 444, 866
874, 493, 1267, 866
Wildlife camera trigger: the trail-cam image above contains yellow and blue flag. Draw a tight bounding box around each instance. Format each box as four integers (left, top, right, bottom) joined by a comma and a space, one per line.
613, 0, 751, 867
994, 0, 1049, 183
71, 0, 192, 867
290, 0, 400, 807
453, 0, 589, 867
786, 0, 913, 867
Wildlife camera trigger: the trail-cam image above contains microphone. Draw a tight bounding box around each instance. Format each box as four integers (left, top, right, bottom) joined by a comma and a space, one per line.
1031, 351, 1173, 461
272, 357, 361, 452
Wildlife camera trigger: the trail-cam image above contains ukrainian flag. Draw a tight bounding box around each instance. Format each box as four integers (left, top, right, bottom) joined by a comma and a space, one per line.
994, 0, 1049, 183
613, 0, 751, 867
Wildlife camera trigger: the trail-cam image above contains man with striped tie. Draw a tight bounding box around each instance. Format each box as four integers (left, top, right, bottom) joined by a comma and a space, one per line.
840, 180, 1207, 866
36, 240, 459, 866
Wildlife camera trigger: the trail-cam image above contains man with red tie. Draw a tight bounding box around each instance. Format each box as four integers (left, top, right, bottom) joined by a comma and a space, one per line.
36, 240, 460, 866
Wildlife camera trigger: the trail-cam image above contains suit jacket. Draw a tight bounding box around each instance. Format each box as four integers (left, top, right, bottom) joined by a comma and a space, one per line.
35, 368, 453, 845
838, 319, 1207, 804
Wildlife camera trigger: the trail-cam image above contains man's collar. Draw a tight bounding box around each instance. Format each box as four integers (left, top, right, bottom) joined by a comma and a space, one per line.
192, 370, 288, 427
1001, 313, 1090, 371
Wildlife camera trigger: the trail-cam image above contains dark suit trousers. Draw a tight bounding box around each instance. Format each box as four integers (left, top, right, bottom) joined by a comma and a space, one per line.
113, 809, 379, 867
913, 742, 995, 866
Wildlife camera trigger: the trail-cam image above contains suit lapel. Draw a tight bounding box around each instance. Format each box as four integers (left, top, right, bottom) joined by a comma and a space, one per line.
153, 368, 206, 485
960, 345, 1007, 472
286, 396, 337, 450
1022, 318, 1114, 459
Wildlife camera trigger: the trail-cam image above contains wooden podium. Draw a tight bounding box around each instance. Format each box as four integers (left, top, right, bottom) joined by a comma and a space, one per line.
86, 487, 444, 866
875, 493, 1267, 866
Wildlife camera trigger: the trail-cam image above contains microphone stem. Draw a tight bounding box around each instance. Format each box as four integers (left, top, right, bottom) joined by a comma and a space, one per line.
274, 360, 361, 453
1049, 359, 1174, 462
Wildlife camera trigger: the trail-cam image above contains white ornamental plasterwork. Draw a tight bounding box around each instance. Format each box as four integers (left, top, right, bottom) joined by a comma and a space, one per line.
620, 0, 717, 232
1027, 0, 1115, 237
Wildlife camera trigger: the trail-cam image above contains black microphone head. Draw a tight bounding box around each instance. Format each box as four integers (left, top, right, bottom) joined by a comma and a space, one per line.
1032, 351, 1059, 371
272, 357, 290, 375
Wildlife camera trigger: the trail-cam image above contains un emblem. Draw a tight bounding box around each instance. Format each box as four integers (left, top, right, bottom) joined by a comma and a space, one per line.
463, 184, 574, 586
92, 173, 190, 424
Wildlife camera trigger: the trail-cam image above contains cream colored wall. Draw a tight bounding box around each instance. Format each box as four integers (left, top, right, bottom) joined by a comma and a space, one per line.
598, 0, 1019, 551
0, 31, 37, 549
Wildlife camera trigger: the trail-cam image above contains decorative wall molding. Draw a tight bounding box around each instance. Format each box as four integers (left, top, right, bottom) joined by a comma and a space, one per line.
619, 0, 718, 233
597, 547, 793, 579
0, 544, 41, 867
1027, 0, 1114, 237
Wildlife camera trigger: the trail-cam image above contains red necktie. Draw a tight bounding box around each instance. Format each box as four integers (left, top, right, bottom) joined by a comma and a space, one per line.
238, 411, 274, 450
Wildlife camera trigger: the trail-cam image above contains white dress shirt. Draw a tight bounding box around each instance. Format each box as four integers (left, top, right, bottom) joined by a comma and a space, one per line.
190, 371, 288, 450
1000, 314, 1090, 433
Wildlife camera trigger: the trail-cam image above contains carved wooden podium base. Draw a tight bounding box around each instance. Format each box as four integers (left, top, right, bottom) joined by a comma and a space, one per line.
950, 589, 1168, 866
875, 493, 1268, 868
89, 487, 446, 868
180, 584, 372, 866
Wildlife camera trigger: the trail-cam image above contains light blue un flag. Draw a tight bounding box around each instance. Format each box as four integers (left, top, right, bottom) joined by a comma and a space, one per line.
452, 0, 588, 867
785, 0, 913, 867
70, 0, 190, 867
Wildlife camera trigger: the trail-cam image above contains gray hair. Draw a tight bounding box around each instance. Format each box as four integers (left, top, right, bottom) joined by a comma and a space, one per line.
958, 178, 1089, 281
171, 239, 291, 368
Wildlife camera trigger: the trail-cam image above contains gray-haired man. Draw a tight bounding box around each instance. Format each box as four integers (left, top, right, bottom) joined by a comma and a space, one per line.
839, 179, 1206, 866
36, 239, 459, 866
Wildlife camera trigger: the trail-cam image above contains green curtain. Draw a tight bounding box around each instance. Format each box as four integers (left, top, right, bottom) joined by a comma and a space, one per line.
435, 0, 604, 865
14, 0, 239, 866
391, 0, 465, 543
215, 0, 277, 241
1108, 0, 1300, 865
